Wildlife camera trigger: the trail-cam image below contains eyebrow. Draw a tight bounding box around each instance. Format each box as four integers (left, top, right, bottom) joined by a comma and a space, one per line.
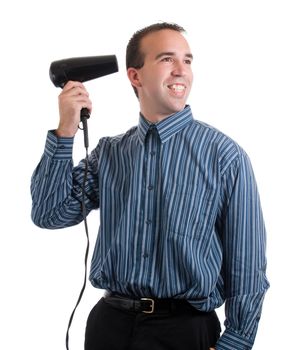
155, 52, 194, 60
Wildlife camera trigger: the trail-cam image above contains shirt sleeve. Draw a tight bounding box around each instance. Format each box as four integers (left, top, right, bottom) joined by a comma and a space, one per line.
31, 130, 100, 229
215, 150, 269, 350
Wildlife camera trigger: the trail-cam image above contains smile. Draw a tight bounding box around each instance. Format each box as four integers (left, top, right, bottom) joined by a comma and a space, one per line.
167, 84, 186, 92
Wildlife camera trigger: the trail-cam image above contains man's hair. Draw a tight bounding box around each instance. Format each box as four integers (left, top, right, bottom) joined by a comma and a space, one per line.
126, 22, 186, 97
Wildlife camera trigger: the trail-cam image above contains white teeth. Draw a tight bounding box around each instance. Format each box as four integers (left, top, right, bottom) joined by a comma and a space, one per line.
169, 84, 186, 92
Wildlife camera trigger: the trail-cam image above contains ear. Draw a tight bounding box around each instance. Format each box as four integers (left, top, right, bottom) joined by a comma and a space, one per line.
127, 67, 142, 89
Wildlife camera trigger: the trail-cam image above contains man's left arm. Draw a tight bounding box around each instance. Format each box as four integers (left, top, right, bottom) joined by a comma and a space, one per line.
216, 150, 269, 350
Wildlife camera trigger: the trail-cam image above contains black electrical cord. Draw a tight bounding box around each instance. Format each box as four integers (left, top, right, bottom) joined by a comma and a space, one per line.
66, 112, 90, 350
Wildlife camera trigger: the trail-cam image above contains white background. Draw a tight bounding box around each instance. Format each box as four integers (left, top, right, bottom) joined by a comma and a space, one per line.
1, 0, 304, 349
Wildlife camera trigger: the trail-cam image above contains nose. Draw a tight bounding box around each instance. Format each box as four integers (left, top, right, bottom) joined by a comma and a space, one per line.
171, 60, 188, 77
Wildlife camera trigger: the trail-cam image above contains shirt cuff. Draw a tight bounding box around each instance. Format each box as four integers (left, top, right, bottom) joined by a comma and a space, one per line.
216, 329, 254, 350
44, 130, 74, 160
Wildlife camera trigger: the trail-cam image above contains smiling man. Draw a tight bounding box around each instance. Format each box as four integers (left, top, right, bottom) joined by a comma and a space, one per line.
31, 22, 269, 350
127, 28, 193, 122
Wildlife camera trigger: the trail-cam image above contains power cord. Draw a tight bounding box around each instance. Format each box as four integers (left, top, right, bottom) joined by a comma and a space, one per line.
66, 114, 90, 350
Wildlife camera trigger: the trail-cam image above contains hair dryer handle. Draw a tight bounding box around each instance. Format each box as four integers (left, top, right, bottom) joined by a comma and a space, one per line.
80, 108, 90, 149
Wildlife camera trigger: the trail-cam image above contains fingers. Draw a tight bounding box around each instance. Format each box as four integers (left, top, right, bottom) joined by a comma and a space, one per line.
63, 80, 86, 91
60, 81, 92, 112
62, 81, 89, 99
56, 81, 92, 137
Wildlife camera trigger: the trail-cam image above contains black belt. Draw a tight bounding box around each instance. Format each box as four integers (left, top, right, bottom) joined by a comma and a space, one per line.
104, 292, 190, 314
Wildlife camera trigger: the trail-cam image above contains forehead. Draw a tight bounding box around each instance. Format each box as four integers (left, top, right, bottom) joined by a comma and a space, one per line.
140, 29, 191, 57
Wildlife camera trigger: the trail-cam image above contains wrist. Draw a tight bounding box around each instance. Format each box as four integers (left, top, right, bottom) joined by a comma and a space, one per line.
55, 127, 77, 138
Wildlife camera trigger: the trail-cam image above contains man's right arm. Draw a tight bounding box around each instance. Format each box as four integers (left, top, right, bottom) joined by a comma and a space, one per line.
31, 80, 98, 229
31, 131, 100, 229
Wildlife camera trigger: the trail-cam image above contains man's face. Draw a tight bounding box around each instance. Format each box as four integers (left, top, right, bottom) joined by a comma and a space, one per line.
129, 29, 193, 122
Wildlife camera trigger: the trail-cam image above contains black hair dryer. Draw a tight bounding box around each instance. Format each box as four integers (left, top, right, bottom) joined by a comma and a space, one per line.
49, 55, 119, 148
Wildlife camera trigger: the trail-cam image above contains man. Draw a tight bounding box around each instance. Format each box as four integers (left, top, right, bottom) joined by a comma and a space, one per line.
31, 22, 269, 349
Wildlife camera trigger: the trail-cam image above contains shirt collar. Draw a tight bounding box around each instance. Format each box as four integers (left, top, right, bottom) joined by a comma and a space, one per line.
137, 105, 193, 145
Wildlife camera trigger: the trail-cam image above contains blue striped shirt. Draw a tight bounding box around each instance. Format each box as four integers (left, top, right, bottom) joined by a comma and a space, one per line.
31, 105, 269, 349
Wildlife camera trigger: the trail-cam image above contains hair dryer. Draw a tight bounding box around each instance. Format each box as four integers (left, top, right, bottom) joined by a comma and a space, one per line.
49, 54, 118, 88
49, 55, 119, 148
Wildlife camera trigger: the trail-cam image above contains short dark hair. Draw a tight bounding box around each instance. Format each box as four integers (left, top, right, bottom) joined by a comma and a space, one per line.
126, 22, 186, 97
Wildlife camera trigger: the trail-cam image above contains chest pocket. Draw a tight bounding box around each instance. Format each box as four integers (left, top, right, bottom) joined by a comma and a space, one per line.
163, 183, 217, 240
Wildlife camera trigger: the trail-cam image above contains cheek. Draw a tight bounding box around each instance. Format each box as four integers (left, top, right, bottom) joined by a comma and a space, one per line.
140, 66, 170, 93
188, 69, 194, 83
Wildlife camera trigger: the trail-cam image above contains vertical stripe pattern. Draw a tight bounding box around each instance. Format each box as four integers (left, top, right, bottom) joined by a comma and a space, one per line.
31, 106, 269, 349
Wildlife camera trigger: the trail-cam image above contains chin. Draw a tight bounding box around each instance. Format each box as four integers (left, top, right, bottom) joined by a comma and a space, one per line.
170, 102, 187, 113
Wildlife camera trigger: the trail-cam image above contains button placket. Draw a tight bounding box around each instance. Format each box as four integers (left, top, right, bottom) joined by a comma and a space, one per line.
141, 126, 159, 262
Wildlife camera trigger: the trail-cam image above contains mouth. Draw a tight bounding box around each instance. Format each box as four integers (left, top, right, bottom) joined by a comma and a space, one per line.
167, 83, 187, 93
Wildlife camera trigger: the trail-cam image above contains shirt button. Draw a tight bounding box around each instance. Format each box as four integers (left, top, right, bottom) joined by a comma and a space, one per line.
146, 219, 152, 225
150, 151, 156, 156
142, 253, 149, 259
147, 185, 154, 190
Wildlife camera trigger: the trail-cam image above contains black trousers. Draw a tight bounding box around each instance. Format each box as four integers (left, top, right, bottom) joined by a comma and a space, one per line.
85, 297, 221, 350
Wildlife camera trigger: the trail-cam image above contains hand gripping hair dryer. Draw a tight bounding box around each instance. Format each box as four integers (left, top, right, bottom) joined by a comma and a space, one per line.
49, 55, 119, 148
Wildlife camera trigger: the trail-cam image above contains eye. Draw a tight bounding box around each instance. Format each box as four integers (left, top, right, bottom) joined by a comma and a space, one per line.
161, 57, 174, 63
184, 58, 192, 65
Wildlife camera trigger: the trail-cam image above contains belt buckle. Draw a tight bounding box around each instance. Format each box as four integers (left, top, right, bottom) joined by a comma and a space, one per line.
141, 298, 155, 314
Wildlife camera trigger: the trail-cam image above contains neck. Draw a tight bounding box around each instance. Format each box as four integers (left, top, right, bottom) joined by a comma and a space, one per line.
140, 106, 187, 124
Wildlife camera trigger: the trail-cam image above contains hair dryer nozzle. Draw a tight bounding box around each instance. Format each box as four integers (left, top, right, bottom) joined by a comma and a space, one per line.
49, 55, 119, 88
